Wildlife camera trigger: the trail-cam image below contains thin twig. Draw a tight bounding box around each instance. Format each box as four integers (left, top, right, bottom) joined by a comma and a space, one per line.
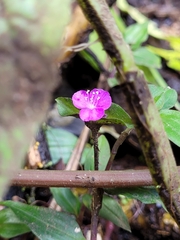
66, 125, 90, 170
106, 128, 132, 170
63, 39, 99, 52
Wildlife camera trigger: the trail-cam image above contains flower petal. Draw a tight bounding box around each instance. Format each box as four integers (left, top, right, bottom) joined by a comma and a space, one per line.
79, 108, 105, 122
89, 89, 112, 110
72, 88, 112, 122
72, 90, 89, 109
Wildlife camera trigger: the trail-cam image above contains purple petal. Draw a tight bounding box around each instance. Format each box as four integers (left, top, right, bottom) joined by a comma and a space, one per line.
72, 90, 90, 109
72, 89, 112, 122
89, 89, 112, 110
79, 108, 105, 122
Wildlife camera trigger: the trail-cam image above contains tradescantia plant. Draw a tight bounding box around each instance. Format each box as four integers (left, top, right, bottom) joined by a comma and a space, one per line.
57, 85, 180, 148
55, 83, 180, 240
3, 84, 179, 240
72, 88, 114, 239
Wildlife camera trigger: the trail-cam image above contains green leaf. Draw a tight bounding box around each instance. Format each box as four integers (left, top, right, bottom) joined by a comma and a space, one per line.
167, 59, 180, 71
51, 188, 81, 216
149, 85, 177, 110
98, 135, 110, 170
89, 31, 107, 64
148, 46, 180, 60
56, 97, 133, 127
83, 195, 130, 232
148, 45, 180, 71
133, 47, 161, 68
84, 135, 110, 170
80, 144, 91, 164
1, 201, 85, 240
160, 110, 180, 147
107, 77, 119, 88
45, 126, 90, 165
157, 89, 177, 110
0, 208, 30, 238
100, 196, 131, 232
138, 66, 157, 85
117, 0, 166, 39
79, 50, 101, 72
84, 146, 93, 170
141, 67, 167, 87
56, 97, 79, 117
110, 8, 126, 33
149, 84, 165, 98
167, 36, 180, 51
100, 103, 133, 127
124, 22, 148, 50
105, 186, 163, 204
45, 127, 78, 164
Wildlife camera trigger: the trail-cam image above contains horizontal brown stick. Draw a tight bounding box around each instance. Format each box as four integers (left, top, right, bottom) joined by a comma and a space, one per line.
11, 167, 180, 188
10, 169, 155, 188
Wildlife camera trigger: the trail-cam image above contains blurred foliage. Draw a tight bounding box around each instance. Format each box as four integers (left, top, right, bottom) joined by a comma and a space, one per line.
0, 0, 72, 199
80, 0, 180, 99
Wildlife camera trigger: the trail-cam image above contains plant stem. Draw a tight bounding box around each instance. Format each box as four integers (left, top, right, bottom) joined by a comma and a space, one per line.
86, 122, 101, 170
91, 125, 102, 240
91, 125, 100, 170
106, 128, 132, 170
86, 123, 103, 240
90, 188, 104, 240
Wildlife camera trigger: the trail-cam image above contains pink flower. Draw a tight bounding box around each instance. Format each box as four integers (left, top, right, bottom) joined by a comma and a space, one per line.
72, 89, 112, 122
